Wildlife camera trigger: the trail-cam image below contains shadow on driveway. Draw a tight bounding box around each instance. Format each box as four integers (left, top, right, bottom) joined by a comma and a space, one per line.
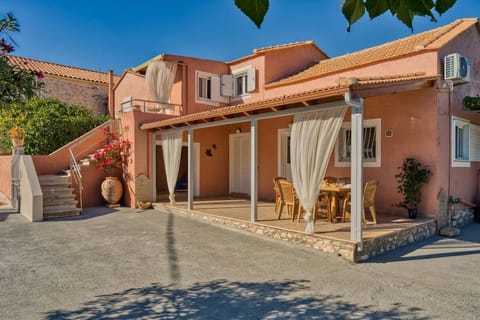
43, 279, 428, 319
44, 206, 123, 221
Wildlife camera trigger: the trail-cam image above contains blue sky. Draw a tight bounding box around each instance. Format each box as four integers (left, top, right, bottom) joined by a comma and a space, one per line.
3, 1, 480, 75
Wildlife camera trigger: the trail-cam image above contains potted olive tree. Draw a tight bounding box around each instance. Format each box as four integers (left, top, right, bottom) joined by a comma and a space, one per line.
395, 158, 432, 219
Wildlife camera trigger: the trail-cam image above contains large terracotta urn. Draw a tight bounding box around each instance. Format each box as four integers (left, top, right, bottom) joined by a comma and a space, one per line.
101, 176, 123, 205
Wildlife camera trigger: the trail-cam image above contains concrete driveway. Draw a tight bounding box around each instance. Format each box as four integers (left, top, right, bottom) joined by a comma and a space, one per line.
0, 206, 479, 319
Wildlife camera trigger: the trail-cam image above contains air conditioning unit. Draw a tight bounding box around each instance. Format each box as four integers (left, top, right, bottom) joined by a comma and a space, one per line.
444, 53, 470, 84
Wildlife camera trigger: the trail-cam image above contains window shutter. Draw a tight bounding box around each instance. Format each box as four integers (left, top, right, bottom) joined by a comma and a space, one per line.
247, 66, 256, 92
221, 74, 233, 97
470, 124, 480, 161
211, 75, 229, 103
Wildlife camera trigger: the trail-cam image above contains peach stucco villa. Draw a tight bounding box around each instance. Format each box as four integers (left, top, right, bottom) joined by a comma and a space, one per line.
2, 18, 479, 261
116, 17, 479, 219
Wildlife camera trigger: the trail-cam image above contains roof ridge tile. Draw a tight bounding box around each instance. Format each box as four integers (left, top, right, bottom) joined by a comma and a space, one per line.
267, 18, 478, 88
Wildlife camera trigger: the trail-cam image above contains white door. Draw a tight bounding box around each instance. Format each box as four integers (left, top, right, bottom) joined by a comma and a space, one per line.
229, 133, 251, 195
278, 129, 292, 180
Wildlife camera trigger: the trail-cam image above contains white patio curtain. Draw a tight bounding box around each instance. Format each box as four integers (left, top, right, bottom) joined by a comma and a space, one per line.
161, 131, 183, 205
291, 107, 347, 234
145, 61, 178, 110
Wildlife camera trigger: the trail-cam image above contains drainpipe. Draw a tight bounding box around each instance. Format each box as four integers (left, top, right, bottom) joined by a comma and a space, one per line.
108, 70, 115, 117
344, 90, 364, 251
182, 63, 188, 115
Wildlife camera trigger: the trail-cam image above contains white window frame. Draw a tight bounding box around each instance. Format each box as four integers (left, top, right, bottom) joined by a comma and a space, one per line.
195, 71, 219, 106
230, 65, 255, 101
335, 118, 381, 167
234, 73, 248, 97
452, 117, 470, 167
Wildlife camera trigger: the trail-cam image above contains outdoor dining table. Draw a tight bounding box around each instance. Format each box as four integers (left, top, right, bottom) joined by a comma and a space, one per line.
320, 184, 351, 222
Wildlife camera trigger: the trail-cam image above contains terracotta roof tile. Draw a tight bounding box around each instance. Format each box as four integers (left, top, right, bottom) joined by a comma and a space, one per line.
7, 55, 119, 84
228, 40, 328, 64
141, 73, 438, 130
253, 40, 321, 54
268, 18, 478, 87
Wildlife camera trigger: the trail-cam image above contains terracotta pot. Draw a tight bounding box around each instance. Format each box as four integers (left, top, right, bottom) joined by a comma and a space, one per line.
101, 176, 123, 205
11, 138, 24, 148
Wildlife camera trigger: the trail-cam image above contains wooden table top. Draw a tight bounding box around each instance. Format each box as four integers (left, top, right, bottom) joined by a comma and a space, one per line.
320, 184, 351, 192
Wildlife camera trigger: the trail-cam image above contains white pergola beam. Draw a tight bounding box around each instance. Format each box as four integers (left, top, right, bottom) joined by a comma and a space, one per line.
153, 100, 346, 134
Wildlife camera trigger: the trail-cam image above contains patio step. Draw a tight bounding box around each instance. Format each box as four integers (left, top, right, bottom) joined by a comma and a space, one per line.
39, 174, 80, 219
43, 206, 81, 219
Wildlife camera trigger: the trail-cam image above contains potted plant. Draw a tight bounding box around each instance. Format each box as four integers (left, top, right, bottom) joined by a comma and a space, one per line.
8, 126, 25, 147
93, 127, 131, 206
395, 158, 432, 219
463, 95, 480, 111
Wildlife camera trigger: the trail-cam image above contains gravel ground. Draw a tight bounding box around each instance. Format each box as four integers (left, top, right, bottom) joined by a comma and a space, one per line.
0, 206, 479, 319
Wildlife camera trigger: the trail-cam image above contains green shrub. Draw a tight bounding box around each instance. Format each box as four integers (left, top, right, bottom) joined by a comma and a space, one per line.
0, 97, 109, 154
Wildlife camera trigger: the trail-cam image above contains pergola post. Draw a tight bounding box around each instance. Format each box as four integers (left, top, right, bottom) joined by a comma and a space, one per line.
152, 132, 158, 203
251, 119, 258, 222
346, 93, 364, 251
187, 128, 194, 210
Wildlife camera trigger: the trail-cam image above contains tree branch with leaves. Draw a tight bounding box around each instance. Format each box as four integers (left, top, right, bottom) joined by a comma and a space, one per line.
0, 12, 44, 103
235, 0, 457, 31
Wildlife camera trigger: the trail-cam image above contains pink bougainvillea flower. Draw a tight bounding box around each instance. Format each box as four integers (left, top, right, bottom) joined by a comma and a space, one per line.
94, 127, 131, 176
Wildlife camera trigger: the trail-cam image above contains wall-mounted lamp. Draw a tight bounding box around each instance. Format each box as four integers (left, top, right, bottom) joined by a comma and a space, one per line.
236, 128, 242, 134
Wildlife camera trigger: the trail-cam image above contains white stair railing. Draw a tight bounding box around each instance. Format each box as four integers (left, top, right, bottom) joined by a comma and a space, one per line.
69, 148, 83, 213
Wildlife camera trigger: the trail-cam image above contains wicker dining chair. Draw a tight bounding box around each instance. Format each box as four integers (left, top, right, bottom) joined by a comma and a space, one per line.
273, 176, 287, 219
277, 179, 302, 222
314, 192, 331, 222
341, 180, 379, 224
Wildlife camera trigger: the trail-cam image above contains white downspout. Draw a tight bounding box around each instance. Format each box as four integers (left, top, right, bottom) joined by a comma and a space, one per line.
344, 91, 364, 252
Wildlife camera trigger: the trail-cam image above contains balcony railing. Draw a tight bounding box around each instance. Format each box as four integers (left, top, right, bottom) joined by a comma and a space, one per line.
120, 98, 183, 116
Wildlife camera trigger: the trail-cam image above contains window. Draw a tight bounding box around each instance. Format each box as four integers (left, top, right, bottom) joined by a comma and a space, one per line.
234, 73, 248, 96
195, 70, 226, 106
335, 118, 381, 167
230, 65, 256, 99
452, 117, 470, 167
198, 75, 211, 100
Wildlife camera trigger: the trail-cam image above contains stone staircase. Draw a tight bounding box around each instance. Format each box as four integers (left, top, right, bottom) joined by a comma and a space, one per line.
39, 174, 81, 219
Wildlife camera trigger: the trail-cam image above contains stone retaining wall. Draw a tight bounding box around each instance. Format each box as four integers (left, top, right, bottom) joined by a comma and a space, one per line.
359, 220, 437, 261
160, 205, 358, 262
157, 205, 439, 263
450, 208, 474, 228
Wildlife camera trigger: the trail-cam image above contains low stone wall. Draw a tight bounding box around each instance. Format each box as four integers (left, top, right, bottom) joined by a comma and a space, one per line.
157, 205, 439, 263
359, 220, 437, 261
450, 208, 474, 228
159, 205, 358, 262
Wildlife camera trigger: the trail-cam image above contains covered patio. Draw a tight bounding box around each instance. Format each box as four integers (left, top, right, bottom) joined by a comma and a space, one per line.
154, 194, 436, 262
144, 75, 439, 262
